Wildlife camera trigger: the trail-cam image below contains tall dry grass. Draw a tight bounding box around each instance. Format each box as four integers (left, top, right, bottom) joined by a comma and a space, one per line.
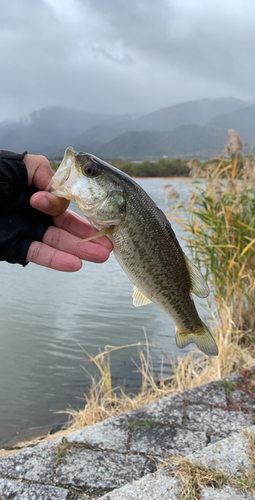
178, 154, 255, 334
64, 306, 254, 431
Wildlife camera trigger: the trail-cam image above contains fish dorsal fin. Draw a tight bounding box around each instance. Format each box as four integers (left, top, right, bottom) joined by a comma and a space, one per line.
133, 286, 152, 307
184, 256, 210, 298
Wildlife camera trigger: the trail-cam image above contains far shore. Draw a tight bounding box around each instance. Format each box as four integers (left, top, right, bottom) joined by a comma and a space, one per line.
133, 176, 190, 179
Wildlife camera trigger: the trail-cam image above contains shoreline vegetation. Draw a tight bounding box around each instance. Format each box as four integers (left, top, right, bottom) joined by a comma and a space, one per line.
2, 130, 254, 454
49, 130, 255, 437
50, 157, 190, 177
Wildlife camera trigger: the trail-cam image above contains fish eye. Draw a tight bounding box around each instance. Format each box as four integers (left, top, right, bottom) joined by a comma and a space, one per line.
83, 162, 96, 177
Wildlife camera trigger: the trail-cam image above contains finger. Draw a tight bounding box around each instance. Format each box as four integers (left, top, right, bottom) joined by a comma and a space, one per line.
30, 191, 70, 216
23, 154, 54, 189
27, 241, 83, 272
42, 225, 111, 263
52, 210, 114, 252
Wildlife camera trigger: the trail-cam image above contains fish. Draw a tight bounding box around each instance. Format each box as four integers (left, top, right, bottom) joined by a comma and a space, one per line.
48, 147, 218, 357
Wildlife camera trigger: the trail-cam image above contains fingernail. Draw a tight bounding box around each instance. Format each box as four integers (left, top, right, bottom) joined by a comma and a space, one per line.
32, 198, 50, 210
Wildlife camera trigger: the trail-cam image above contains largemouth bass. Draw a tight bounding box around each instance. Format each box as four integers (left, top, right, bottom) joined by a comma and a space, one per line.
49, 147, 218, 356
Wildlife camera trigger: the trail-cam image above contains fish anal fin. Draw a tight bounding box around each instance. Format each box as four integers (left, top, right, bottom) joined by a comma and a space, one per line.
80, 226, 113, 242
184, 255, 210, 298
175, 322, 218, 357
133, 286, 152, 307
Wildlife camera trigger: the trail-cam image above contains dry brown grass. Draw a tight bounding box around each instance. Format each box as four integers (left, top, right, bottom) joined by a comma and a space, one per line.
222, 129, 243, 157
165, 429, 255, 499
165, 187, 180, 201
62, 311, 254, 432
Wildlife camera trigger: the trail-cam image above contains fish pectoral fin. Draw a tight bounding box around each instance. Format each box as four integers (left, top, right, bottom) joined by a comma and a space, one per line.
184, 255, 210, 298
80, 226, 113, 242
133, 286, 152, 307
175, 322, 218, 357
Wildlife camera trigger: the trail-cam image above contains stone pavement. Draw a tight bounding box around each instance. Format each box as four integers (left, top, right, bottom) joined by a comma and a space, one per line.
0, 367, 254, 499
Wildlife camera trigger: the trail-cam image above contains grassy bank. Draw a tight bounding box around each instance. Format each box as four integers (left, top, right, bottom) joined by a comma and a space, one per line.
50, 157, 190, 177
63, 153, 255, 432
110, 157, 189, 177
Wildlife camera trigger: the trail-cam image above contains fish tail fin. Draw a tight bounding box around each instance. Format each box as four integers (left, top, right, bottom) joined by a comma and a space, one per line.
175, 322, 218, 357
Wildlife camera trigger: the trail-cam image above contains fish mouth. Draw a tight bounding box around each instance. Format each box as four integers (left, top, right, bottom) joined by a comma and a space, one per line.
47, 148, 79, 199
47, 147, 108, 212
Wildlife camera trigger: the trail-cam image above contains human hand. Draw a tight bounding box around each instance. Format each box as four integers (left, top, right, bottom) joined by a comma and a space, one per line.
24, 154, 113, 271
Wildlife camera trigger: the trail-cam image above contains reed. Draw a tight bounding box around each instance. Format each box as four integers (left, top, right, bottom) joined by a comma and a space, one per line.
175, 154, 255, 336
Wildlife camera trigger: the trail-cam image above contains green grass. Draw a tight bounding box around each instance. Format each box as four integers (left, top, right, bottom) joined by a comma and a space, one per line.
50, 156, 189, 177
111, 157, 190, 177
215, 379, 236, 394
125, 419, 157, 431
54, 438, 73, 464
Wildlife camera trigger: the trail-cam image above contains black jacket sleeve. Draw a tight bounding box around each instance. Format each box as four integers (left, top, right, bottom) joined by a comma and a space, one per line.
0, 150, 53, 266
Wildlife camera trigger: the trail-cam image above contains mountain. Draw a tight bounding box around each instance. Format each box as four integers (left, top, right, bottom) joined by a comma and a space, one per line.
207, 103, 255, 147
96, 125, 228, 159
126, 97, 248, 132
71, 97, 248, 153
71, 118, 135, 152
0, 107, 130, 155
0, 98, 253, 158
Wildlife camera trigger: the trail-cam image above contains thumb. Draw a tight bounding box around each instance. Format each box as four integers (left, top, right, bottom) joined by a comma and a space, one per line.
24, 154, 54, 189
30, 191, 70, 216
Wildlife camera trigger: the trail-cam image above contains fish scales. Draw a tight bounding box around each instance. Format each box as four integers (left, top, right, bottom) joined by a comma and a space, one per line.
110, 194, 195, 326
91, 172, 200, 332
48, 147, 218, 357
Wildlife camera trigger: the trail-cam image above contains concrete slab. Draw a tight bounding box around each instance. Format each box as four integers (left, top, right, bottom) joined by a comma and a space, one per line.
126, 393, 184, 426
129, 425, 207, 456
184, 404, 252, 437
67, 414, 129, 452
187, 425, 255, 475
200, 485, 255, 499
0, 437, 61, 482
97, 470, 181, 500
54, 448, 147, 489
0, 369, 254, 499
181, 382, 227, 406
0, 478, 68, 500
228, 390, 255, 410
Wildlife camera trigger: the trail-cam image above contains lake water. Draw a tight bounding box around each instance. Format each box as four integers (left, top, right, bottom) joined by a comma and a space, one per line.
0, 178, 208, 447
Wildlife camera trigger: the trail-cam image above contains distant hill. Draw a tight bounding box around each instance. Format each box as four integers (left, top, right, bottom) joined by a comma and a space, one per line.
71, 118, 135, 153
0, 98, 253, 158
207, 104, 255, 149
71, 97, 249, 153
128, 97, 248, 132
96, 125, 228, 159
0, 107, 130, 155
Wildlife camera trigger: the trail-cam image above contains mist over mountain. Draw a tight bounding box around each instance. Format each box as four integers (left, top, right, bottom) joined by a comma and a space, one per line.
208, 104, 255, 136
72, 97, 248, 153
96, 125, 229, 159
0, 98, 254, 159
124, 97, 248, 131
0, 107, 131, 155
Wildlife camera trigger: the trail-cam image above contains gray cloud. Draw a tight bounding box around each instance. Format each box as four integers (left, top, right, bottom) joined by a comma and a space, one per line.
0, 0, 254, 122
92, 46, 133, 65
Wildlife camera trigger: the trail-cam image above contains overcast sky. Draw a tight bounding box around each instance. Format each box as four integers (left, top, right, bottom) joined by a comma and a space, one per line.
1, 0, 255, 122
